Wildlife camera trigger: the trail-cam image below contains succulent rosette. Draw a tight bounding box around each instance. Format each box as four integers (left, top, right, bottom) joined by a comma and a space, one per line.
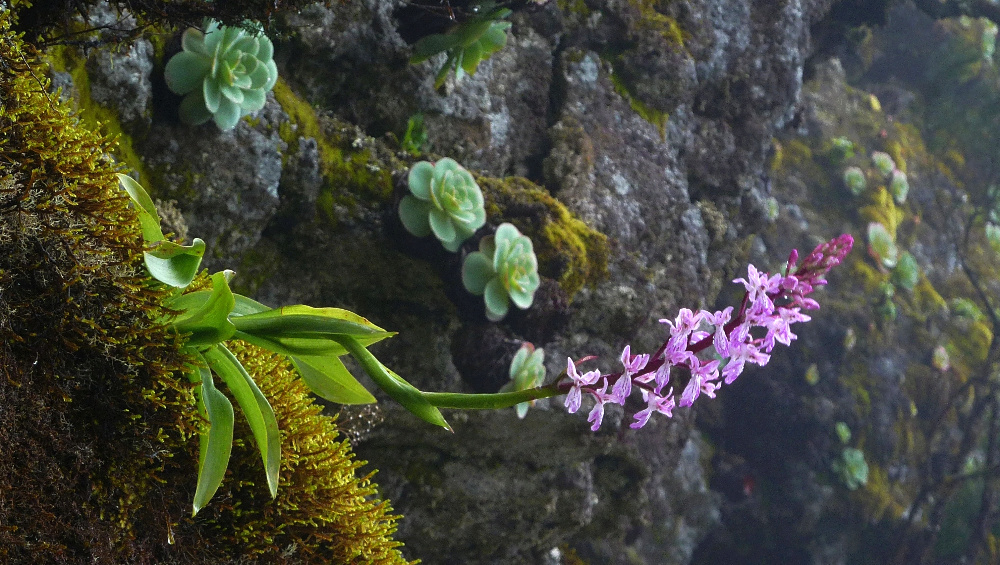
501, 343, 546, 418
164, 20, 279, 131
462, 223, 540, 321
399, 158, 486, 252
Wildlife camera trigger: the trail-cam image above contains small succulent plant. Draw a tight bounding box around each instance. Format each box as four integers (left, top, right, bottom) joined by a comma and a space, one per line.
871, 151, 896, 177
867, 221, 898, 268
891, 251, 919, 291
843, 166, 866, 195
501, 342, 546, 418
833, 447, 869, 490
829, 137, 855, 162
399, 158, 486, 251
890, 169, 909, 204
462, 223, 540, 321
410, 7, 512, 88
164, 20, 279, 131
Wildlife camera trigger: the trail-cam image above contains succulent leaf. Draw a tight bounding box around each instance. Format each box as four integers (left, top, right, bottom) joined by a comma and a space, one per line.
400, 159, 485, 249
164, 20, 279, 131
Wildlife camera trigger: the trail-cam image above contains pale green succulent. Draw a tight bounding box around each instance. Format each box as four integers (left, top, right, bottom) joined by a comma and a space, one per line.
833, 447, 869, 490
890, 170, 909, 204
501, 342, 545, 418
462, 223, 540, 321
399, 158, 486, 252
164, 20, 278, 131
871, 151, 896, 177
891, 251, 919, 291
867, 221, 898, 268
843, 166, 866, 195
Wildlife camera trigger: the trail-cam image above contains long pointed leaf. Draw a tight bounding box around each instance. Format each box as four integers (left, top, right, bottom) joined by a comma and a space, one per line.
234, 330, 353, 357
230, 304, 390, 339
189, 360, 235, 516
171, 271, 236, 345
206, 345, 281, 498
333, 335, 450, 430
117, 173, 165, 244
291, 355, 376, 405
231, 293, 271, 317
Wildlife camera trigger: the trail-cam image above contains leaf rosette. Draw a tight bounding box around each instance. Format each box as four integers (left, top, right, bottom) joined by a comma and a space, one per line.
462, 222, 540, 321
164, 20, 279, 131
399, 158, 486, 252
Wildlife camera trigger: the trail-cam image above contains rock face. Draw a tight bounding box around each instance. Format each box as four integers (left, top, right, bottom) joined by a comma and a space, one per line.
46, 0, 853, 562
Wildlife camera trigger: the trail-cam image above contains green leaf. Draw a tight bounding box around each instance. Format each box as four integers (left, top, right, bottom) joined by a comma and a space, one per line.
230, 304, 392, 340
144, 238, 206, 288
231, 293, 271, 316
190, 361, 235, 516
117, 173, 164, 244
170, 271, 236, 345
234, 331, 353, 357
484, 278, 510, 321
398, 195, 433, 238
411, 33, 462, 63
164, 51, 211, 96
205, 345, 280, 498
462, 251, 494, 294
333, 335, 450, 430
291, 355, 376, 405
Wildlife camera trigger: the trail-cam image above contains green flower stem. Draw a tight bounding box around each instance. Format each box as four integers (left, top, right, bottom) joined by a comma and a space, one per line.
423, 383, 563, 410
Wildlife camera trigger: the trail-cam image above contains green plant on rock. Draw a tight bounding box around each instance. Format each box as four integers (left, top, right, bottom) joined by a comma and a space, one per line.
890, 169, 909, 204
867, 221, 899, 269
891, 251, 919, 291
843, 166, 866, 195
462, 223, 541, 321
164, 20, 278, 131
399, 158, 486, 252
832, 422, 869, 490
829, 136, 855, 162
410, 6, 512, 88
501, 342, 545, 418
872, 151, 896, 177
119, 174, 452, 514
401, 112, 428, 155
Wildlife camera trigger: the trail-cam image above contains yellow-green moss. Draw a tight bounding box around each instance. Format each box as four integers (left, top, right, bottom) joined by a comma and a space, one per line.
859, 463, 909, 522
609, 71, 669, 138
859, 186, 905, 238
478, 176, 609, 298
42, 43, 154, 186
272, 79, 398, 225
628, 0, 687, 46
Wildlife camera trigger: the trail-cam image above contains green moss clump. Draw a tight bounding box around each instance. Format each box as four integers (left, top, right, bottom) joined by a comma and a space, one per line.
608, 71, 669, 138
477, 176, 610, 299
272, 79, 399, 225
0, 15, 411, 563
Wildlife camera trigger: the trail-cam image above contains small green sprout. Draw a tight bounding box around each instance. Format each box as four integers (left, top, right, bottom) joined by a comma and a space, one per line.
399, 158, 486, 252
401, 112, 428, 155
843, 166, 866, 195
410, 7, 512, 88
501, 342, 545, 418
164, 20, 278, 131
462, 223, 540, 321
890, 170, 909, 204
871, 151, 896, 178
867, 221, 898, 268
950, 297, 985, 321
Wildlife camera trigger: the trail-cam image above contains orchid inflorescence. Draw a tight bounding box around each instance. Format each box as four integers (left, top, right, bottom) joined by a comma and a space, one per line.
558, 235, 854, 431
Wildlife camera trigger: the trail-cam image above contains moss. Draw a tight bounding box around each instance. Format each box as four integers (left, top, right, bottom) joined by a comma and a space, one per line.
0, 15, 411, 562
608, 71, 669, 138
859, 463, 908, 522
272, 79, 399, 225
42, 43, 154, 186
477, 176, 610, 299
859, 186, 905, 238
627, 0, 686, 46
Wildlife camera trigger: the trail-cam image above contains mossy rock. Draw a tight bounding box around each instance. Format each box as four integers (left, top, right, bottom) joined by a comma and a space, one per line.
0, 14, 410, 563
478, 175, 610, 299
